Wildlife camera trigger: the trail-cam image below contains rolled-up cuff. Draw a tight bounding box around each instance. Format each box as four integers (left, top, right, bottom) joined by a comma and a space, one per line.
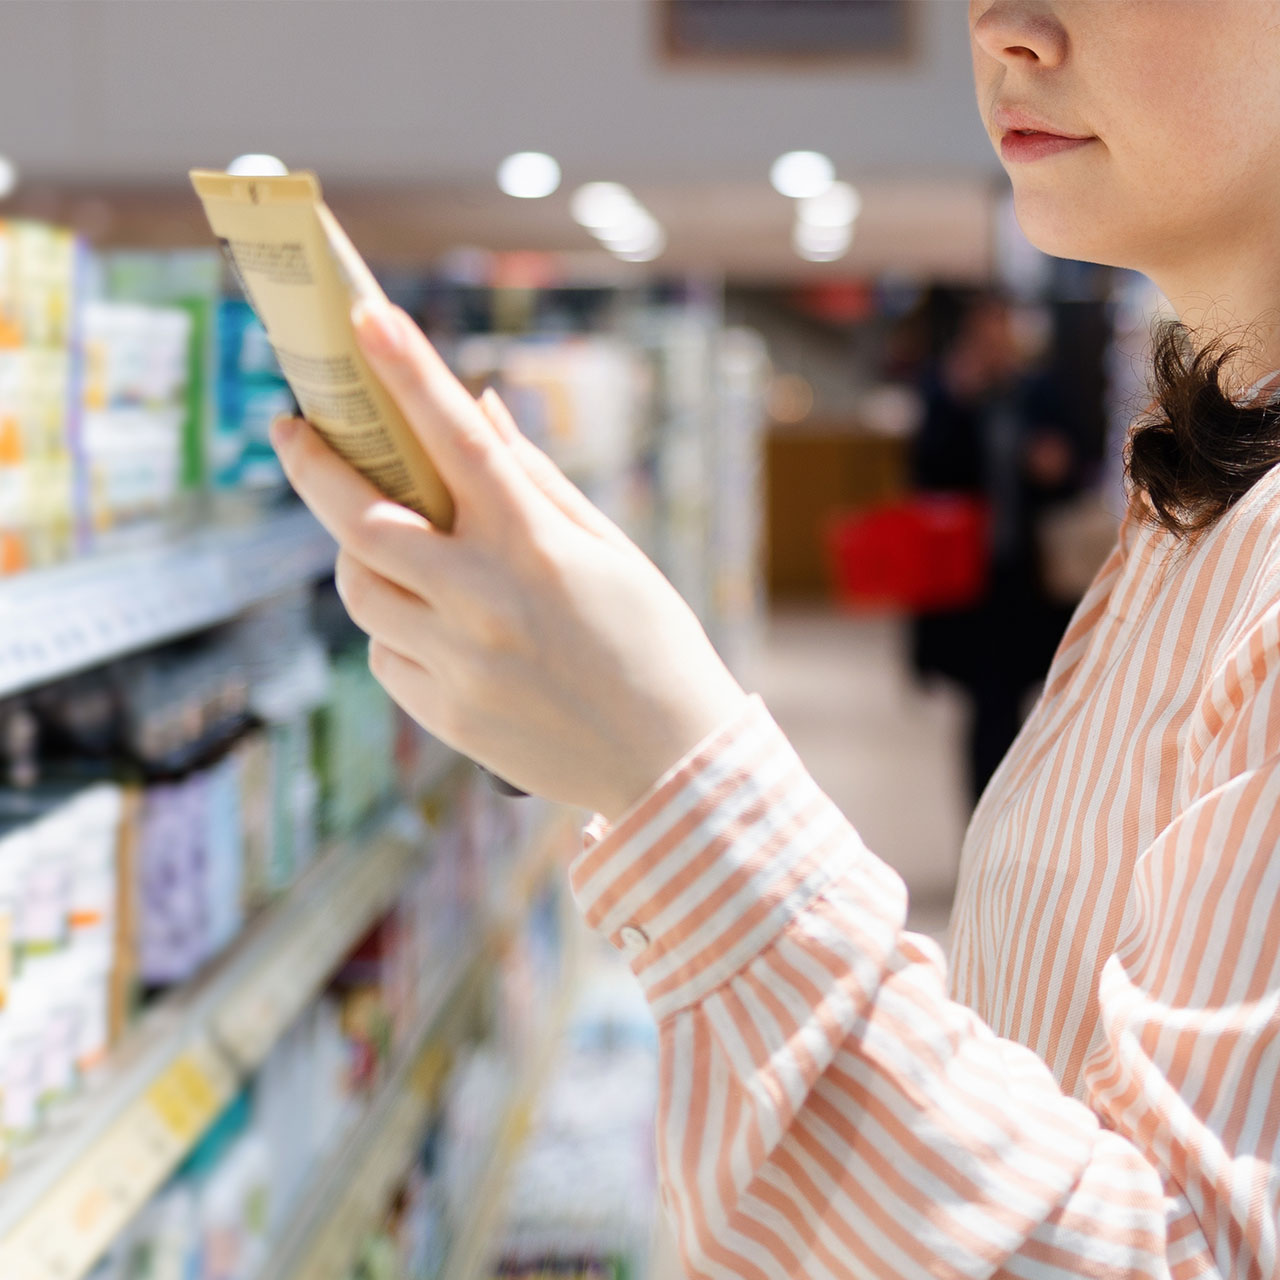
569, 694, 867, 1021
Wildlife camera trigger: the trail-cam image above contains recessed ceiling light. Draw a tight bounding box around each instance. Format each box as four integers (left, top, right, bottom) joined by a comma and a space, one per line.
797, 181, 862, 227
497, 152, 561, 199
226, 154, 289, 176
570, 182, 639, 229
594, 208, 660, 250
613, 230, 667, 263
794, 221, 852, 252
770, 151, 835, 200
793, 220, 852, 262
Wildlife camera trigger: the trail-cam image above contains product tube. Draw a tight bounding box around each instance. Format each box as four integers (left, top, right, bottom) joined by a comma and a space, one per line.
192, 171, 527, 800
188, 171, 455, 530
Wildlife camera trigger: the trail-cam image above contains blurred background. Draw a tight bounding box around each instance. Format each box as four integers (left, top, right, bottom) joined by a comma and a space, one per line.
0, 4, 1171, 1279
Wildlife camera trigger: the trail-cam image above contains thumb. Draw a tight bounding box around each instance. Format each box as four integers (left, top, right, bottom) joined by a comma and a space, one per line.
477, 388, 633, 550
353, 300, 531, 517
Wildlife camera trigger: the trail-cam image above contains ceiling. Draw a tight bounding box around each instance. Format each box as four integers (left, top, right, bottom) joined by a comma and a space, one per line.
0, 0, 1008, 282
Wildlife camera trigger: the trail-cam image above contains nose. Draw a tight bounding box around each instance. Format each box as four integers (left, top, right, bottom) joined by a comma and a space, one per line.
970, 0, 1067, 68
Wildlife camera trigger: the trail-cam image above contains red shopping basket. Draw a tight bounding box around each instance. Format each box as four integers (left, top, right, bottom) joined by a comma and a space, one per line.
825, 494, 991, 612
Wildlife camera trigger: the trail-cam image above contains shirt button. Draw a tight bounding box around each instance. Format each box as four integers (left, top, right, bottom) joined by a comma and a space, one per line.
619, 924, 649, 956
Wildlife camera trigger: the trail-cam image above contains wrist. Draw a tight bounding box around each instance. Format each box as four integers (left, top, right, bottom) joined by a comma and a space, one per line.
596, 678, 750, 824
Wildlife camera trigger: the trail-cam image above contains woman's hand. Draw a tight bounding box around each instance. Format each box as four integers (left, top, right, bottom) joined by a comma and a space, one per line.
269, 300, 748, 822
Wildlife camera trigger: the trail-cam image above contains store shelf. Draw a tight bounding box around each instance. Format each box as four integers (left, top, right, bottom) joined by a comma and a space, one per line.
0, 1035, 238, 1280
260, 810, 580, 1280
0, 505, 336, 698
436, 863, 588, 1280
0, 763, 463, 1280
209, 804, 430, 1072
437, 959, 583, 1280
255, 947, 488, 1280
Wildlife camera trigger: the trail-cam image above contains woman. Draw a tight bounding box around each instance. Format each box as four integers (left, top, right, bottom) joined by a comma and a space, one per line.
270, 2, 1280, 1275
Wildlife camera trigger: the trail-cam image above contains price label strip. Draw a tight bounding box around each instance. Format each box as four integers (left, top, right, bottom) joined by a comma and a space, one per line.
0, 510, 334, 700
0, 1040, 236, 1280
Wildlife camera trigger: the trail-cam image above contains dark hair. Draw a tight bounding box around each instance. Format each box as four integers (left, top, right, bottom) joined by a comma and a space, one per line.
1125, 317, 1280, 539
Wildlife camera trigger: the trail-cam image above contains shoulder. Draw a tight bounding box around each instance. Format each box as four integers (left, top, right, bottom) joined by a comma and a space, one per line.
1194, 459, 1280, 674
1219, 458, 1280, 595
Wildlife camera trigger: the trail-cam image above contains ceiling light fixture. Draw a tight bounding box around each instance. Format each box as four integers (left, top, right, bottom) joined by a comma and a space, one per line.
793, 220, 853, 262
570, 182, 639, 229
594, 209, 660, 250
226, 154, 289, 177
497, 152, 561, 199
770, 150, 835, 199
571, 182, 666, 262
613, 231, 668, 263
796, 180, 862, 227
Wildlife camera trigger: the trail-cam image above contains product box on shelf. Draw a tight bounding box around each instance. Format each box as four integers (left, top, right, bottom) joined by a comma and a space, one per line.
79, 300, 192, 546
95, 249, 223, 501
313, 644, 399, 839
214, 299, 292, 495
0, 229, 230, 575
6, 221, 76, 349
0, 220, 78, 577
0, 221, 17, 347
0, 778, 125, 1154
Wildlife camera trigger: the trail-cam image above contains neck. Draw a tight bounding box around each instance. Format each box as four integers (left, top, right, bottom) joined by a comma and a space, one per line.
1146, 245, 1280, 399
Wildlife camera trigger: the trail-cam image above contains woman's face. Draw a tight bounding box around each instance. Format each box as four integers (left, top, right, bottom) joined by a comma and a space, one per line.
969, 1, 1280, 279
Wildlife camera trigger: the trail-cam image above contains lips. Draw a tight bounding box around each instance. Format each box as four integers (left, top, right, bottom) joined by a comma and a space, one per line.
992, 104, 1093, 142
1000, 132, 1095, 163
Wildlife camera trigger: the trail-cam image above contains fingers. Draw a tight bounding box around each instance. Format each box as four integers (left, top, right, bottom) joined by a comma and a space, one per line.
368, 639, 431, 718
477, 387, 521, 446
367, 639, 455, 747
476, 388, 631, 549
353, 302, 534, 520
270, 415, 448, 600
335, 549, 440, 660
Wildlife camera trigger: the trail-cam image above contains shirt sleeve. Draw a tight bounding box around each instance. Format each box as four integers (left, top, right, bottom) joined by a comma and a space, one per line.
569, 681, 1280, 1280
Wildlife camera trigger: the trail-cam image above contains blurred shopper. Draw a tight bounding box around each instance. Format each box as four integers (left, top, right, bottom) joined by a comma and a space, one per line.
910, 290, 1083, 804
271, 4, 1280, 1278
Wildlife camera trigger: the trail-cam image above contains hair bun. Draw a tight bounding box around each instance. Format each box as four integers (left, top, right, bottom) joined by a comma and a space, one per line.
1125, 319, 1280, 538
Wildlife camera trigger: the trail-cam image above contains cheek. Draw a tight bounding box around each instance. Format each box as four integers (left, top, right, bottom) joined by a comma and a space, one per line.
1119, 11, 1280, 203
1113, 94, 1280, 258
1010, 72, 1262, 268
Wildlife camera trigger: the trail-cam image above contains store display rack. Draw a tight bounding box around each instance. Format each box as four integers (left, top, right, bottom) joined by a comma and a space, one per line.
255, 947, 485, 1280
0, 506, 336, 699
434, 980, 580, 1280
257, 810, 582, 1280
0, 263, 757, 1280
0, 755, 463, 1280
435, 859, 588, 1280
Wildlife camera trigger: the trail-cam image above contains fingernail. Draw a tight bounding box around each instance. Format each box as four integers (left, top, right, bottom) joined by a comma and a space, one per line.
270, 415, 300, 449
352, 300, 403, 358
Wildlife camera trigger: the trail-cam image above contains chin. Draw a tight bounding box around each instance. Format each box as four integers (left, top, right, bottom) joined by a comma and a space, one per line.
1009, 188, 1134, 271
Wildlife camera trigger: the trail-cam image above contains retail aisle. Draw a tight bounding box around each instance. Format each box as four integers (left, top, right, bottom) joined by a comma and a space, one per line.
743, 608, 972, 950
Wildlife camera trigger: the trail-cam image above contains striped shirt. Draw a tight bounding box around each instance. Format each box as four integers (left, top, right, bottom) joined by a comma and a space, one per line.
569, 375, 1280, 1280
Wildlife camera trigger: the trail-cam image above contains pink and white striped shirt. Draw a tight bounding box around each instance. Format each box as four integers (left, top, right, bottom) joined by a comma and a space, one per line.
570, 388, 1280, 1280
